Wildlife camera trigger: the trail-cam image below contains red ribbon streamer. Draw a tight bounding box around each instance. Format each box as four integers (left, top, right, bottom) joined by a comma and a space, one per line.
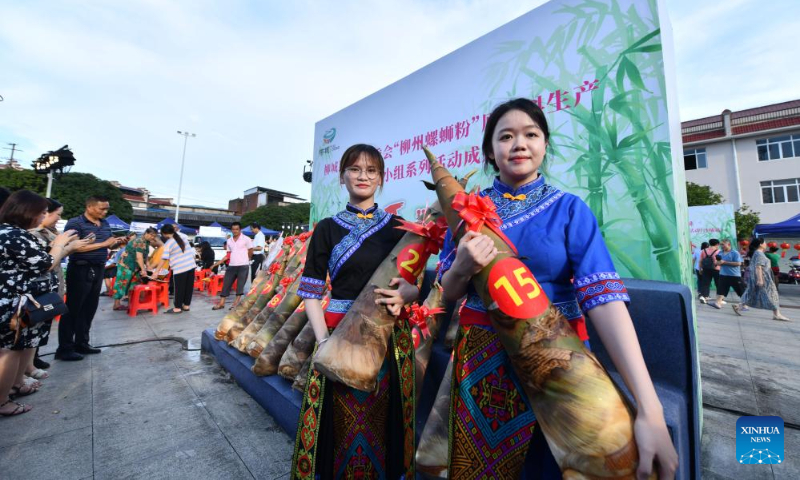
451, 191, 518, 255
395, 217, 449, 255
280, 276, 295, 289
407, 303, 445, 340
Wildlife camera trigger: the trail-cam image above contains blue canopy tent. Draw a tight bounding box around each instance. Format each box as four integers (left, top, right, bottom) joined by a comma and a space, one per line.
106, 214, 130, 231
754, 213, 800, 237
242, 226, 280, 237
155, 217, 197, 236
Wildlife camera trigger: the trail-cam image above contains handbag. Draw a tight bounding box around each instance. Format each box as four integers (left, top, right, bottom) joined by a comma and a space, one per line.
9, 292, 68, 344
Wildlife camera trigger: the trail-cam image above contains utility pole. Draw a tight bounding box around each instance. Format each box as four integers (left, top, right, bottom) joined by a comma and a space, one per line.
175, 131, 196, 223
3, 143, 22, 169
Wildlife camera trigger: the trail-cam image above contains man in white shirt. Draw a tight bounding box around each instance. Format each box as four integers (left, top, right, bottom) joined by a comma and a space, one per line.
250, 223, 266, 281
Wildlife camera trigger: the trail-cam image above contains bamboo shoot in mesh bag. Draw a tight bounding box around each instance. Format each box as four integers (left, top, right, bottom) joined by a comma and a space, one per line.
416, 355, 453, 479
407, 284, 446, 402
230, 274, 300, 351
292, 356, 313, 392
225, 261, 288, 343
250, 294, 330, 375
237, 272, 303, 353
278, 318, 317, 380
213, 271, 272, 340
423, 146, 645, 479
312, 211, 448, 392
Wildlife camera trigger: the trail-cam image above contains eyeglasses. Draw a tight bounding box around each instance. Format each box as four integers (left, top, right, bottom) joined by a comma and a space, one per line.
344, 166, 381, 179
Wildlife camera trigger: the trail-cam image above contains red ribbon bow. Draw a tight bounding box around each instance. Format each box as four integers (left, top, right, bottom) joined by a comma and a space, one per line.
280, 276, 295, 288
452, 191, 517, 255
298, 231, 312, 242
407, 303, 445, 340
268, 263, 281, 274
395, 216, 449, 255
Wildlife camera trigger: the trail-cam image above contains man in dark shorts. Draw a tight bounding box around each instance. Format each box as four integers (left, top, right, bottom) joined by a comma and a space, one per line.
712, 239, 745, 310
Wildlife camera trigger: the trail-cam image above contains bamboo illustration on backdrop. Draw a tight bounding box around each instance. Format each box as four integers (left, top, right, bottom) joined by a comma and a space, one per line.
480, 0, 690, 285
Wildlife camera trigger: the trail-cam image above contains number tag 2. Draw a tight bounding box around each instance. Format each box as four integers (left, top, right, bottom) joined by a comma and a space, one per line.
487, 257, 548, 319
396, 243, 429, 284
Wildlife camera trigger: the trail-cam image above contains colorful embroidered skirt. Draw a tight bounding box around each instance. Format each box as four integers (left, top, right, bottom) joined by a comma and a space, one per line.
449, 324, 537, 479
291, 323, 415, 479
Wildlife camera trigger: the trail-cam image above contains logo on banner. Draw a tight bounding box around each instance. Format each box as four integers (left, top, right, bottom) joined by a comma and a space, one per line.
323, 128, 337, 144
736, 416, 784, 464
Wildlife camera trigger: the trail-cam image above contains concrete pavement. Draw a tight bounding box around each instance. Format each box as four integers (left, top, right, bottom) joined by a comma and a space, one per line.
1, 282, 799, 478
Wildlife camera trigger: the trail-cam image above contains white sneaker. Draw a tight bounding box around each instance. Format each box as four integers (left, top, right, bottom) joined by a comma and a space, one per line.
699, 297, 707, 304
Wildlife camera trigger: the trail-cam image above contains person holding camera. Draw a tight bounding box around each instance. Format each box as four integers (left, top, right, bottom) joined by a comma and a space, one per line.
56, 196, 125, 361
1, 190, 90, 416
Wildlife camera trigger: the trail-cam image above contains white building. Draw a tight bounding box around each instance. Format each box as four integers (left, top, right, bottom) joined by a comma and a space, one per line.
682, 99, 800, 224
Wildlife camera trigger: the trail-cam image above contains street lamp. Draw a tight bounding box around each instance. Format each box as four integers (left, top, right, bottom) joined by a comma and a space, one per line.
175, 130, 196, 223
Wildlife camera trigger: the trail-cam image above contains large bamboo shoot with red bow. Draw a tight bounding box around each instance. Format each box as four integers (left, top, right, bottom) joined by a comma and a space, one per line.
409, 285, 446, 401
312, 212, 447, 392
230, 274, 299, 350
233, 275, 303, 353
444, 297, 465, 349
293, 356, 313, 392
424, 146, 643, 479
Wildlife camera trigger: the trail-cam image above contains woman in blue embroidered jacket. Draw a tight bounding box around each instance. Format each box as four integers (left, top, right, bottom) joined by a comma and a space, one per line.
291, 144, 420, 479
438, 99, 678, 479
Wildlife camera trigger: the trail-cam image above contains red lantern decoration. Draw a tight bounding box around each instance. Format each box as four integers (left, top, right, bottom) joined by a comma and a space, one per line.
768, 241, 778, 248
739, 240, 749, 247
781, 242, 791, 250
794, 244, 800, 251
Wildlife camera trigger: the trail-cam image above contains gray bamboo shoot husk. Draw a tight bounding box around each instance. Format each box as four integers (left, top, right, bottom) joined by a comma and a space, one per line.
443, 297, 465, 349
416, 356, 453, 479
278, 320, 316, 380
413, 284, 446, 402
292, 356, 313, 392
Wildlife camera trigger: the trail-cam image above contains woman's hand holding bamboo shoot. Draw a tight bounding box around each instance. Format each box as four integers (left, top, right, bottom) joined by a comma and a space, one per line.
374, 277, 419, 316
634, 410, 678, 479
441, 231, 498, 302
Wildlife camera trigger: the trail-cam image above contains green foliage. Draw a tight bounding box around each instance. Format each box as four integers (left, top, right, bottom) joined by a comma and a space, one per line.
734, 205, 760, 241
50, 172, 133, 222
686, 182, 724, 206
241, 202, 310, 232
0, 169, 48, 193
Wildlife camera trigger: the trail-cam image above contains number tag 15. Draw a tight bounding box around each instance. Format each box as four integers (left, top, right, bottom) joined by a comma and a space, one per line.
487, 257, 548, 319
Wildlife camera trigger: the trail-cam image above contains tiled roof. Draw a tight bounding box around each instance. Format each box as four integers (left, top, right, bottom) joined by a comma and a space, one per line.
681, 99, 800, 142
731, 116, 800, 135
730, 99, 800, 119
683, 130, 726, 143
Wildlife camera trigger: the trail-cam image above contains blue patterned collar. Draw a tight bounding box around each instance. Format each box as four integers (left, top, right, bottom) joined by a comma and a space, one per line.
345, 203, 379, 216
491, 175, 546, 198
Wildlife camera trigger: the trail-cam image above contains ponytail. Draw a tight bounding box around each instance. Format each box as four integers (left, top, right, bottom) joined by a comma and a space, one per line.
160, 224, 186, 252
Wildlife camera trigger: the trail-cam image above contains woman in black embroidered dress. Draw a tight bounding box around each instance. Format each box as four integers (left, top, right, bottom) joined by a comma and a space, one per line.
0, 190, 88, 417
290, 144, 420, 479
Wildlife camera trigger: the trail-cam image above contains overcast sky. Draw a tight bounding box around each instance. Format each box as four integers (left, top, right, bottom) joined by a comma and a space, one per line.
1, 0, 798, 208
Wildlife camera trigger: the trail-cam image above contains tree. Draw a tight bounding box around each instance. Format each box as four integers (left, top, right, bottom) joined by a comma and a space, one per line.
686, 182, 724, 206
51, 172, 133, 222
0, 169, 47, 193
241, 202, 310, 232
685, 182, 760, 240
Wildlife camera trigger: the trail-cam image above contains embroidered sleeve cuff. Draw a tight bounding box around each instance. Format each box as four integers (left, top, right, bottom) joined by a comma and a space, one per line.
297, 276, 325, 300
436, 251, 455, 283
574, 272, 630, 313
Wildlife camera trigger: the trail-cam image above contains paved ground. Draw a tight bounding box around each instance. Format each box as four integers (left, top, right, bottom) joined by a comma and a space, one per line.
1, 282, 799, 479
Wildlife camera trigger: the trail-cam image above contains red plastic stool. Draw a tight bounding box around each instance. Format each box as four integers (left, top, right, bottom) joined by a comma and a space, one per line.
148, 281, 170, 308
207, 275, 225, 296
128, 285, 159, 317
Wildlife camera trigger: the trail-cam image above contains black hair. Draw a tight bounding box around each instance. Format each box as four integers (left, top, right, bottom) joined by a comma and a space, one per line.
231, 222, 242, 229
701, 242, 709, 250
338, 144, 385, 186
160, 223, 186, 251
709, 238, 720, 246
482, 98, 550, 172
250, 223, 260, 230
769, 246, 779, 253
0, 187, 11, 208
85, 195, 110, 206
0, 189, 49, 229
747, 238, 763, 258
46, 198, 63, 213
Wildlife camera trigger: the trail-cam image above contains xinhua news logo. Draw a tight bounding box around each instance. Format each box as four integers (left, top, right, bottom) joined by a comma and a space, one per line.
736, 416, 784, 465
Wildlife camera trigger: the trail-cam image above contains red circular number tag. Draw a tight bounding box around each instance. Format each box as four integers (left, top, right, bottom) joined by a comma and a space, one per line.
396, 243, 428, 284
297, 301, 306, 312
260, 283, 273, 295
268, 294, 283, 308
487, 257, 548, 319
320, 297, 330, 311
